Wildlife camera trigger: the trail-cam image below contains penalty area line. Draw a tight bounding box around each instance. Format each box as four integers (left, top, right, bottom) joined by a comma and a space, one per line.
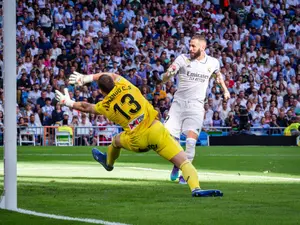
126, 167, 300, 182
17, 208, 131, 225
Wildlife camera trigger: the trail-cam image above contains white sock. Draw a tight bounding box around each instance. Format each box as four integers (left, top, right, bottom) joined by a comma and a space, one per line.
185, 138, 197, 162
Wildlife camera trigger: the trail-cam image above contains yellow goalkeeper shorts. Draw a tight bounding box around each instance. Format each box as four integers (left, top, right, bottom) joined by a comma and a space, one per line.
119, 120, 183, 161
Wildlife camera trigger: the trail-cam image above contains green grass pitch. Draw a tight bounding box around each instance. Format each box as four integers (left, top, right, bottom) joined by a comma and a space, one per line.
1, 146, 300, 225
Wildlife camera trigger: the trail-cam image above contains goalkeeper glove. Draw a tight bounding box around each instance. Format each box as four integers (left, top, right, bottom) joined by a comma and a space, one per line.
55, 88, 75, 108
69, 71, 94, 86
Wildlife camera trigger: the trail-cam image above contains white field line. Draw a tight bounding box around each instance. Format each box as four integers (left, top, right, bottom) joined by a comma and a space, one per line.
1, 164, 300, 183
17, 208, 131, 225
127, 167, 300, 182
15, 153, 300, 157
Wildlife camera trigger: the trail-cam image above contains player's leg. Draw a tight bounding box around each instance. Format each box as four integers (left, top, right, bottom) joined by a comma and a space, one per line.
171, 152, 223, 197
182, 105, 204, 163
169, 137, 180, 182
151, 123, 223, 197
170, 151, 201, 192
179, 107, 204, 183
185, 131, 198, 162
92, 133, 123, 171
148, 121, 200, 191
164, 100, 182, 181
177, 130, 198, 184
107, 134, 122, 166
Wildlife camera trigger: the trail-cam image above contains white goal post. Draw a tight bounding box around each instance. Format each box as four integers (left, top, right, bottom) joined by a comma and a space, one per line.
0, 0, 17, 210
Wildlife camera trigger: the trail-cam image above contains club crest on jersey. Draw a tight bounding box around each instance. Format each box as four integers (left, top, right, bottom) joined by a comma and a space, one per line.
186, 59, 191, 67
207, 67, 211, 73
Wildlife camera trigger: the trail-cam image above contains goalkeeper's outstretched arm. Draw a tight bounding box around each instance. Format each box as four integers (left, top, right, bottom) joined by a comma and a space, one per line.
72, 102, 97, 114
55, 88, 97, 114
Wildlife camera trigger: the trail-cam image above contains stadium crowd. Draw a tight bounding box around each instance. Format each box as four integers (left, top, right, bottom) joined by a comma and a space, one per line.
1, 0, 299, 143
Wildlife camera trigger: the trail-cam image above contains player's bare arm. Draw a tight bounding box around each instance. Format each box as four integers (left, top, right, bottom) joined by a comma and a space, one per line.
215, 71, 230, 100
55, 88, 97, 114
69, 71, 120, 86
72, 102, 97, 114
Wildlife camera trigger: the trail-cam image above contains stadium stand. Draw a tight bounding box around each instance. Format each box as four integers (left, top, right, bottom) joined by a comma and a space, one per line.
1, 0, 299, 145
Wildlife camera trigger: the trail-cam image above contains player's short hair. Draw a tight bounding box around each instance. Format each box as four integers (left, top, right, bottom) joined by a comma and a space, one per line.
97, 75, 115, 94
191, 35, 207, 44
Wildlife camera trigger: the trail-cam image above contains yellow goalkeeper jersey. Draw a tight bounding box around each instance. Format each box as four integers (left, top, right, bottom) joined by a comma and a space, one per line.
94, 76, 158, 135
284, 123, 300, 136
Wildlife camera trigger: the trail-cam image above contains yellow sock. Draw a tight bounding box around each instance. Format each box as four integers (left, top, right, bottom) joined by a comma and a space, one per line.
107, 143, 121, 167
179, 160, 200, 191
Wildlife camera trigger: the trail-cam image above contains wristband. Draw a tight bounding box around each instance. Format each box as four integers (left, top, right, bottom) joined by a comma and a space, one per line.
65, 99, 75, 108
83, 75, 94, 84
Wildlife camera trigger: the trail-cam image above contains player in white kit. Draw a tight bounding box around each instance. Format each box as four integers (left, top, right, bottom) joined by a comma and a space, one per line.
161, 35, 230, 183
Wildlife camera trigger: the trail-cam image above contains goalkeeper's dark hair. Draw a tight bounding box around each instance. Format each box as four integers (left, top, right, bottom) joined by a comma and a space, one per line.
97, 75, 115, 94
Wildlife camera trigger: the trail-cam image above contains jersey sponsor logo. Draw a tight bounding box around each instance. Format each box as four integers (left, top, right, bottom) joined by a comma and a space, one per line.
147, 144, 158, 150
138, 144, 158, 152
186, 71, 210, 82
128, 114, 144, 130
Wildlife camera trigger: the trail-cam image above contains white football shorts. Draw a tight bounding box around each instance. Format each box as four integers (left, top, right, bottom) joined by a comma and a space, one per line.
164, 99, 205, 139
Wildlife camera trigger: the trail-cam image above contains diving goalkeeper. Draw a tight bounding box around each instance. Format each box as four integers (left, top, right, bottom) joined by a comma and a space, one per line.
55, 71, 223, 197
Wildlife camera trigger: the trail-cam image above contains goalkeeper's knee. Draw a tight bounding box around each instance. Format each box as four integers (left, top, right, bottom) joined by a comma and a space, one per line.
111, 137, 118, 148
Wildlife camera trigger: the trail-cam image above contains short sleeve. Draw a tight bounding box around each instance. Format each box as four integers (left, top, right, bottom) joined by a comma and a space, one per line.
94, 102, 105, 115
171, 54, 187, 73
213, 58, 221, 74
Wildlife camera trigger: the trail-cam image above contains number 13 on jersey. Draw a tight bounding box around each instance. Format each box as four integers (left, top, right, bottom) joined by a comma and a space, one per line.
113, 94, 142, 120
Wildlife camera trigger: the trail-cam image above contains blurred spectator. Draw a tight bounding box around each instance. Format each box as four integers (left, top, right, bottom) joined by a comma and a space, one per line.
203, 112, 213, 131
224, 112, 236, 128
212, 111, 223, 127
252, 105, 264, 127
36, 90, 47, 108
27, 113, 42, 145
218, 101, 231, 121
61, 111, 70, 126
277, 111, 289, 127
94, 114, 109, 146
76, 113, 93, 146
42, 97, 54, 125
71, 115, 79, 127
152, 84, 167, 100
52, 103, 64, 125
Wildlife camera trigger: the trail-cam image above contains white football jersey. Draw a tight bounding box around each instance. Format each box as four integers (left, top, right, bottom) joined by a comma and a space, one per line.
172, 54, 220, 101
